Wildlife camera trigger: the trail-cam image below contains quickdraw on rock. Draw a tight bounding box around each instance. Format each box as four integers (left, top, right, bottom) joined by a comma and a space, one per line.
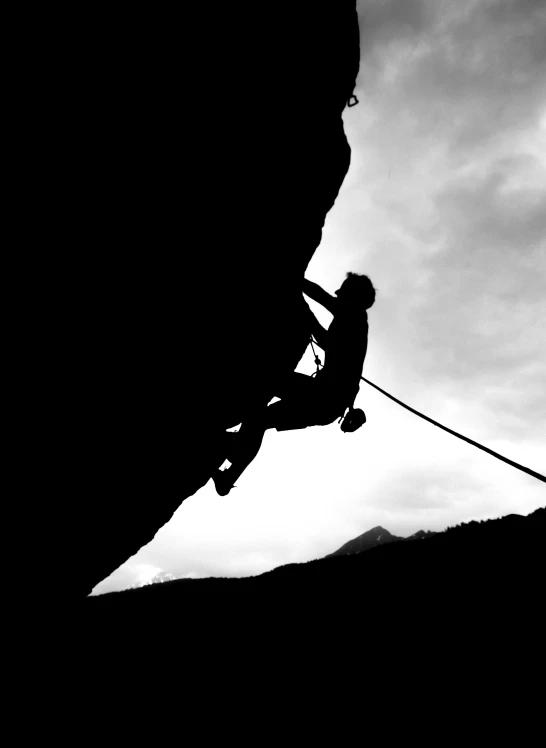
309, 337, 322, 378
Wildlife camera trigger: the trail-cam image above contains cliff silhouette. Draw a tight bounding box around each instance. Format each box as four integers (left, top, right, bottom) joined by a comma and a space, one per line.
45, 2, 361, 600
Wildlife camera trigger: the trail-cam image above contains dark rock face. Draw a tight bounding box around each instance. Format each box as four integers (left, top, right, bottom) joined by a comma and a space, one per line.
45, 3, 360, 599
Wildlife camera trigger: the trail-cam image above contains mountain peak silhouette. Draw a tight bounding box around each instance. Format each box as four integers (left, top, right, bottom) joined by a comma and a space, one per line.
327, 525, 401, 557
327, 524, 439, 557
368, 525, 392, 535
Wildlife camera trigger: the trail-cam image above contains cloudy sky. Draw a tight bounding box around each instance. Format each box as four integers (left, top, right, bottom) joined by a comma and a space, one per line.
92, 0, 545, 594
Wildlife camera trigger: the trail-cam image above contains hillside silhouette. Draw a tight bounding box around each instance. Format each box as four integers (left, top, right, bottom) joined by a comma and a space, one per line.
84, 508, 544, 654
63, 508, 543, 728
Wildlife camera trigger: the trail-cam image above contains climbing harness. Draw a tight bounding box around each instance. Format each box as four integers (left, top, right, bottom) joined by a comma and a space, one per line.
306, 338, 545, 484
310, 337, 365, 433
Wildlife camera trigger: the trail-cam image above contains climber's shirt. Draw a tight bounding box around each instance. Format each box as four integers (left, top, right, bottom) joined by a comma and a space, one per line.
319, 304, 368, 407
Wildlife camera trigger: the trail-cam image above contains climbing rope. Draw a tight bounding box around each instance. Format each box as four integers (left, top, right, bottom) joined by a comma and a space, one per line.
306, 338, 545, 484
360, 376, 546, 484
309, 337, 323, 377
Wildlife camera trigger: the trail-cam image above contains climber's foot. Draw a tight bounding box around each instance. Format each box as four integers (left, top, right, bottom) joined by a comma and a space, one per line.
213, 468, 236, 497
224, 431, 245, 463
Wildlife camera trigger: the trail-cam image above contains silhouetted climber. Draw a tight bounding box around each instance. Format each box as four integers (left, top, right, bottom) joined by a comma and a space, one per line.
212, 273, 376, 496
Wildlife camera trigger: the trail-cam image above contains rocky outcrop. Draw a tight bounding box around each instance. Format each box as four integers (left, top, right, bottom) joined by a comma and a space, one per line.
43, 2, 361, 599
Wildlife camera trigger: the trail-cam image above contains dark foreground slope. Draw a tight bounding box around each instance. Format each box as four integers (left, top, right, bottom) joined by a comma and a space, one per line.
84, 508, 544, 655
40, 2, 360, 600
54, 509, 542, 729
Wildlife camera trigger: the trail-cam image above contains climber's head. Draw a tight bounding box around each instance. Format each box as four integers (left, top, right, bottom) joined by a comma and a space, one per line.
336, 273, 376, 309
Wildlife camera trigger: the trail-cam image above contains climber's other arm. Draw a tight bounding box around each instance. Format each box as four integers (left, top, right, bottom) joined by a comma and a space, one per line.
303, 278, 337, 315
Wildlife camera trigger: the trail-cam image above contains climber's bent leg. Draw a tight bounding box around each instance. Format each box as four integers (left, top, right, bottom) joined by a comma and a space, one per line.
273, 372, 317, 401
266, 389, 343, 432
212, 420, 267, 496
220, 374, 318, 465
212, 378, 344, 495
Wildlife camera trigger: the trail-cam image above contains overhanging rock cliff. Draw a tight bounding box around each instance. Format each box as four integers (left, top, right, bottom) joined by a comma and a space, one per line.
51, 2, 361, 598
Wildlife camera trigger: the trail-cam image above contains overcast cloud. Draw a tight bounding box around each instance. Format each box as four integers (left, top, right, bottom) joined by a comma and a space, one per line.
92, 0, 545, 595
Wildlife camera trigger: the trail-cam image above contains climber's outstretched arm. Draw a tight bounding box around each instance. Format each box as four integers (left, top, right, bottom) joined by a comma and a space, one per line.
303, 278, 337, 315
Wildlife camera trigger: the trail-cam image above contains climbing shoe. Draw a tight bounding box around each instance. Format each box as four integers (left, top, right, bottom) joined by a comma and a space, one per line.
212, 468, 235, 497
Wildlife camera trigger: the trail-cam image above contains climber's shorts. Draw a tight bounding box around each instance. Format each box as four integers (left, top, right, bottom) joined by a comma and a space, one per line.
266, 374, 347, 432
